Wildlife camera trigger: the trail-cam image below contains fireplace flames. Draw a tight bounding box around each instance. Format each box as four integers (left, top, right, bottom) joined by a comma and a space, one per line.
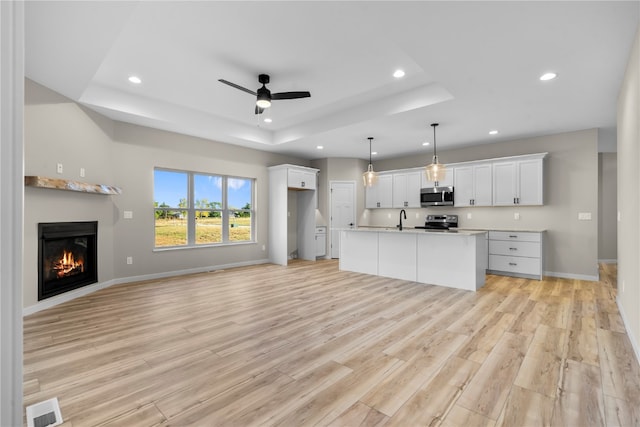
53, 250, 84, 278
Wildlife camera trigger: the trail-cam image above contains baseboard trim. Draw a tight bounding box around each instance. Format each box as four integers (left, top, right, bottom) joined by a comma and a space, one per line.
543, 270, 599, 282
598, 259, 618, 264
23, 258, 270, 316
23, 279, 116, 316
616, 296, 640, 366
109, 258, 270, 286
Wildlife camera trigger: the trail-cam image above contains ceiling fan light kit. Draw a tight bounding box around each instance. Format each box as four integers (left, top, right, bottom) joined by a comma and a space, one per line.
363, 137, 379, 187
219, 73, 310, 115
425, 123, 447, 183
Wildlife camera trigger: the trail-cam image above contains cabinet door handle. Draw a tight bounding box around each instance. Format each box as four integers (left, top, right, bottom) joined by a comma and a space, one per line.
509, 262, 517, 266
377, 202, 380, 208
301, 181, 305, 187
508, 235, 518, 238
517, 197, 520, 204
514, 197, 516, 204
509, 247, 518, 251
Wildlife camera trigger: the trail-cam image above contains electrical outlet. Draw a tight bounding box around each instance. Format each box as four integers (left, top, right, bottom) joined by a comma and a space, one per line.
514, 212, 520, 220
578, 212, 592, 221
80, 167, 85, 177
126, 256, 133, 265
622, 280, 625, 292
387, 213, 391, 219
618, 211, 621, 222
416, 212, 419, 219
467, 213, 472, 220
262, 244, 265, 251
287, 211, 290, 217
56, 163, 63, 174
123, 211, 133, 219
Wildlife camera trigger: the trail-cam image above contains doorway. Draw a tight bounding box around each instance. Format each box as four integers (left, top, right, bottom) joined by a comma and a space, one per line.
329, 181, 356, 259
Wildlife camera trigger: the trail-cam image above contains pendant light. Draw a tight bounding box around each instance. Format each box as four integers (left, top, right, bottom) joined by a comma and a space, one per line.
425, 123, 446, 183
363, 137, 378, 187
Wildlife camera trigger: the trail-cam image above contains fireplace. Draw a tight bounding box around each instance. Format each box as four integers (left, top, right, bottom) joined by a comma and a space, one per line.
38, 221, 98, 300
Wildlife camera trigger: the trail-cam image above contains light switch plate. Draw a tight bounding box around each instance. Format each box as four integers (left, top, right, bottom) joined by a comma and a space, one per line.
466, 213, 472, 220
514, 213, 520, 220
123, 211, 133, 219
578, 212, 592, 220
56, 163, 63, 174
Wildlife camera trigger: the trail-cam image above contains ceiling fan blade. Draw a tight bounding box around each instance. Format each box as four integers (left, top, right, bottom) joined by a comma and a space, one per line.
255, 105, 264, 115
218, 79, 256, 96
271, 91, 311, 100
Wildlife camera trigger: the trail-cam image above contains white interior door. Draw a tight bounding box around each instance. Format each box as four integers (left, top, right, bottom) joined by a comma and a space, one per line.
330, 181, 356, 259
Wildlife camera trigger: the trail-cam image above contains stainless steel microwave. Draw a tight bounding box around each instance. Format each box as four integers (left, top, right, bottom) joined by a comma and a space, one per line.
420, 186, 454, 207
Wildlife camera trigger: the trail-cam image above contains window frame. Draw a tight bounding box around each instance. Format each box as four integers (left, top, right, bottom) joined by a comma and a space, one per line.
153, 168, 255, 249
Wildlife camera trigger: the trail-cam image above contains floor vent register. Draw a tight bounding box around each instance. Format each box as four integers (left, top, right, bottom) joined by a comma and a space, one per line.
26, 397, 63, 427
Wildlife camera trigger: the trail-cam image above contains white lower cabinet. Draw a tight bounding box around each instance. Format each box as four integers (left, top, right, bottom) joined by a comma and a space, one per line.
488, 231, 543, 279
315, 226, 326, 257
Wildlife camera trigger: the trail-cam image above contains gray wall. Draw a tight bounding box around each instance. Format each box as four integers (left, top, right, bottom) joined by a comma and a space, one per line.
24, 79, 307, 308
311, 157, 368, 256
368, 129, 600, 279
617, 26, 640, 360
598, 153, 617, 261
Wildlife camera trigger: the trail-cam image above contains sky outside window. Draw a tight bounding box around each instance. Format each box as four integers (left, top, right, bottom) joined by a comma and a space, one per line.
154, 170, 187, 207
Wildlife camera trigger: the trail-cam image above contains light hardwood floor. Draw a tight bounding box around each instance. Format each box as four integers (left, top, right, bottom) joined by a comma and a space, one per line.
23, 261, 640, 426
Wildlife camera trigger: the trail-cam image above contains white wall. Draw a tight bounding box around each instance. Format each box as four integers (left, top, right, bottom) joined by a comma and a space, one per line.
0, 2, 24, 424
617, 25, 640, 360
23, 79, 308, 309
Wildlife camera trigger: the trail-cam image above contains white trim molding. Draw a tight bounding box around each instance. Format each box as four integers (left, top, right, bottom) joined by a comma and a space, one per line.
544, 270, 599, 282
617, 297, 640, 366
0, 1, 24, 425
598, 259, 618, 264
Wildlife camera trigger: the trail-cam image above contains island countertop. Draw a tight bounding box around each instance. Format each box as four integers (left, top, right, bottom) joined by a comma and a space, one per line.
347, 226, 487, 236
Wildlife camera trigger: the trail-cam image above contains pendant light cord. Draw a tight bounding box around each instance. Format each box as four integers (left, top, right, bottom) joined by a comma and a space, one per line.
368, 137, 373, 165
431, 123, 439, 160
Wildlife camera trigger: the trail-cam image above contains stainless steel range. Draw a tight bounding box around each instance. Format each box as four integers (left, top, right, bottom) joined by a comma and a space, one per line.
415, 214, 458, 231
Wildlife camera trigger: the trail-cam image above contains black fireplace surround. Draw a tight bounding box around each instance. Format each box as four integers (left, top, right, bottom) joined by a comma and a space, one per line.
38, 221, 98, 300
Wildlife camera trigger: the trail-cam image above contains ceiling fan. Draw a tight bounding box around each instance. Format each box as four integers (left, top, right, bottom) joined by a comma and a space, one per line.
218, 74, 311, 114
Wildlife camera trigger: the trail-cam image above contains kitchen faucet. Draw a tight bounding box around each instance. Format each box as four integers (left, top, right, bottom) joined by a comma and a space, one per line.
398, 209, 407, 231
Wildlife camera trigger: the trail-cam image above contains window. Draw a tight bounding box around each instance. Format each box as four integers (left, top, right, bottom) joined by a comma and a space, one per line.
154, 169, 254, 248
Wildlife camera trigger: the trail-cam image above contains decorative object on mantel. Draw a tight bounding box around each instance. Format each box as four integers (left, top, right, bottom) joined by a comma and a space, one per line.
362, 137, 378, 187
24, 176, 122, 195
425, 123, 446, 183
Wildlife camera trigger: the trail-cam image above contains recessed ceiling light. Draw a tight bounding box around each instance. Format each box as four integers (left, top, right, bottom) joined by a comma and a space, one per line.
393, 69, 405, 78
422, 142, 430, 146
371, 151, 378, 155
316, 145, 323, 150
128, 75, 142, 84
489, 130, 499, 135
539, 72, 557, 81
263, 118, 272, 123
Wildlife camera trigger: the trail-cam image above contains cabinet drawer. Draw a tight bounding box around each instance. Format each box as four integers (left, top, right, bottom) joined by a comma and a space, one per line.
489, 231, 541, 242
489, 240, 540, 258
489, 254, 540, 276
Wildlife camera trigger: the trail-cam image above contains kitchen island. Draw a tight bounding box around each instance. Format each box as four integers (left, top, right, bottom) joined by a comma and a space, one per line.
339, 228, 488, 291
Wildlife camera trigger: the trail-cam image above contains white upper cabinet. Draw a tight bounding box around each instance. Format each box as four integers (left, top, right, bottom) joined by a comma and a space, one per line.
365, 174, 393, 208
393, 170, 421, 208
493, 155, 544, 206
421, 166, 454, 188
287, 167, 316, 190
454, 163, 492, 207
